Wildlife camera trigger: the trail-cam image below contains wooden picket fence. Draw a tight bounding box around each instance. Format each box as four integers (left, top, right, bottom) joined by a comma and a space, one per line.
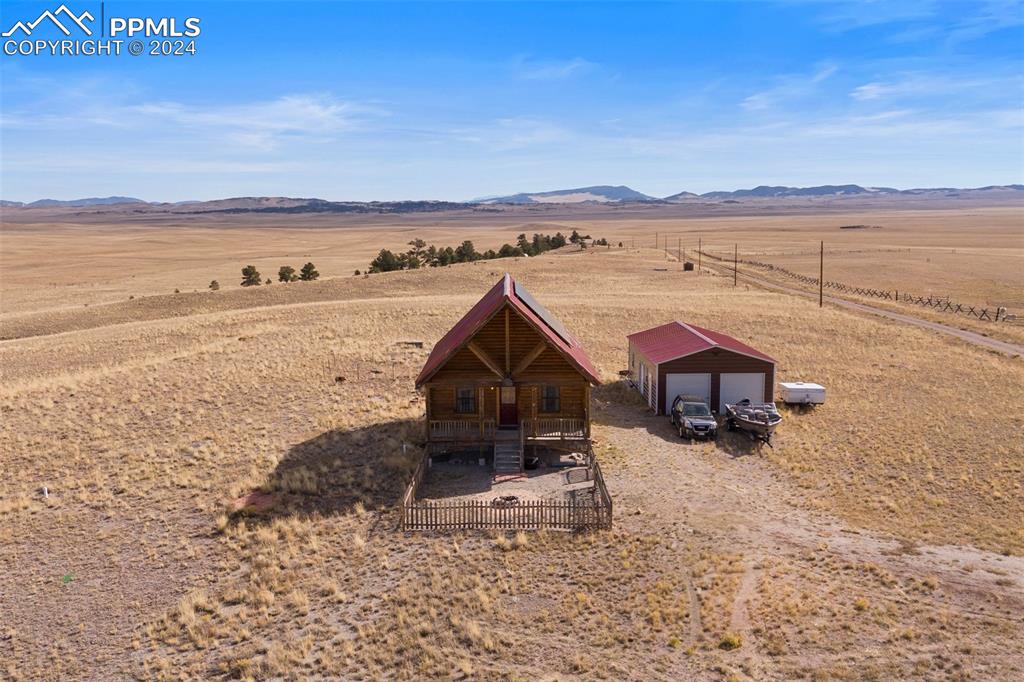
401, 448, 612, 532
696, 249, 1014, 323
402, 497, 611, 531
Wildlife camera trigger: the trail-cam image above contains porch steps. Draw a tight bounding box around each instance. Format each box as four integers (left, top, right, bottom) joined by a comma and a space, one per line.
493, 429, 523, 474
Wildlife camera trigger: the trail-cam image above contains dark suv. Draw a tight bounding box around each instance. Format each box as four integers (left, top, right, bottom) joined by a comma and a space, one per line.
670, 395, 718, 440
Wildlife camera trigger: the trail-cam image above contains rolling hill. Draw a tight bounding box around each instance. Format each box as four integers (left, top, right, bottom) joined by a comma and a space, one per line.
474, 185, 656, 204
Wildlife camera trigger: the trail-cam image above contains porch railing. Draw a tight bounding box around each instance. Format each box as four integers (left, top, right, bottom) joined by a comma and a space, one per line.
521, 418, 587, 440
428, 419, 496, 441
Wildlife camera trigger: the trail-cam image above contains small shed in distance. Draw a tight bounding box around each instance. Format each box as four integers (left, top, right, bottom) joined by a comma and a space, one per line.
627, 321, 776, 414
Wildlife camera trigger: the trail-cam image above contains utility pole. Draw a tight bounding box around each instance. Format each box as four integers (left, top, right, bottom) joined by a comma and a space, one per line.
677, 237, 681, 265
819, 240, 824, 308
655, 231, 658, 249
698, 236, 702, 274
733, 244, 738, 286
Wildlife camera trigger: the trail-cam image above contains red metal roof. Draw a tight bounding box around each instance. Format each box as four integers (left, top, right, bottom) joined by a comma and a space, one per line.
416, 273, 601, 387
627, 321, 776, 365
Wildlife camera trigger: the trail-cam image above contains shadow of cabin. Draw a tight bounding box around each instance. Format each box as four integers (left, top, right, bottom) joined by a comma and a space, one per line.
241, 418, 423, 521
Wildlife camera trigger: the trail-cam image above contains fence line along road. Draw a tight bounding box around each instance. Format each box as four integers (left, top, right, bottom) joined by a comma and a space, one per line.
688, 251, 1024, 358
697, 250, 1014, 323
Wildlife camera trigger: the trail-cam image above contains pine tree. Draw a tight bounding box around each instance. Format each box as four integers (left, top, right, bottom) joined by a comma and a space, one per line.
454, 240, 478, 262
299, 262, 319, 281
407, 238, 427, 262
240, 265, 261, 287
278, 265, 296, 282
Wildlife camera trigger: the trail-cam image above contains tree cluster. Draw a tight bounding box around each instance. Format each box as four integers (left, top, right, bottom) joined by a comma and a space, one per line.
367, 231, 602, 273
240, 262, 318, 287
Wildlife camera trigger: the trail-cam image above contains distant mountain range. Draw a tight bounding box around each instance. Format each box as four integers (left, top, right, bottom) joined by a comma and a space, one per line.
482, 183, 1024, 204
0, 196, 146, 208
2, 184, 1021, 211
680, 184, 1024, 200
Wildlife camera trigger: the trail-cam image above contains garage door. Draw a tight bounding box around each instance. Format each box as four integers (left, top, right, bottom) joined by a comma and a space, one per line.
719, 373, 765, 412
664, 373, 711, 414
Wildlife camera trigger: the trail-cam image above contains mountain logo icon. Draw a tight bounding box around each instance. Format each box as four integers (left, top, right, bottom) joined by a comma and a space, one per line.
3, 4, 95, 37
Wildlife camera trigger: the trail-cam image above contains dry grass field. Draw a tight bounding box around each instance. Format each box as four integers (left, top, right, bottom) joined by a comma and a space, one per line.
2, 206, 1023, 680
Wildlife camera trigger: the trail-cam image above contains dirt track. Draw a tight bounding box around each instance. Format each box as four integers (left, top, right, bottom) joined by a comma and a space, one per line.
698, 259, 1024, 357
598, 400, 1024, 678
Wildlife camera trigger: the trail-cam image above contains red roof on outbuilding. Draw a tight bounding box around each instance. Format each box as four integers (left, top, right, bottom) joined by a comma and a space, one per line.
415, 273, 601, 387
627, 321, 776, 365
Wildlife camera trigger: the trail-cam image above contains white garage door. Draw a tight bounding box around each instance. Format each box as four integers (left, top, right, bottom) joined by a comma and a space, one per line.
664, 373, 711, 413
719, 373, 766, 412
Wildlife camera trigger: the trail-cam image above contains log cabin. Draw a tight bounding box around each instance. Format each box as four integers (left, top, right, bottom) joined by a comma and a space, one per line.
415, 273, 601, 474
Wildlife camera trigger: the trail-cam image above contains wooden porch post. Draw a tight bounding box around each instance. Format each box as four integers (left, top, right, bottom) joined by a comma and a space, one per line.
584, 383, 591, 439
531, 385, 538, 436
424, 386, 431, 441
478, 386, 484, 438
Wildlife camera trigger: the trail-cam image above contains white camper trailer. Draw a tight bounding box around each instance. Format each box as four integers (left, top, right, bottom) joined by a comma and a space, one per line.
778, 382, 826, 406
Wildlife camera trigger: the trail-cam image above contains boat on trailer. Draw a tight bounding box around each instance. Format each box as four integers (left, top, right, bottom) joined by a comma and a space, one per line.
725, 398, 782, 445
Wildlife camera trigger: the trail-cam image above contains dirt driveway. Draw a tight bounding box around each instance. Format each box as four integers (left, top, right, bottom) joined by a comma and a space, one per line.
594, 399, 1024, 679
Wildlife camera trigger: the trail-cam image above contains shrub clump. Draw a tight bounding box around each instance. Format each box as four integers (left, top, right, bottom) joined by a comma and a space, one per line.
718, 632, 742, 651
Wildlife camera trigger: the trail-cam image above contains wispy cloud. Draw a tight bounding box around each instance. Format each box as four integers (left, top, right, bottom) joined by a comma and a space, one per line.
808, 0, 1023, 44
1, 91, 385, 150
849, 72, 1019, 101
812, 0, 939, 31
945, 0, 1024, 43
130, 95, 380, 149
512, 56, 595, 80
452, 116, 572, 150
742, 63, 838, 111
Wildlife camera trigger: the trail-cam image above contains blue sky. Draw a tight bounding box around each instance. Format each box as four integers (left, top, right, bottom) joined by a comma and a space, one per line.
1, 0, 1022, 201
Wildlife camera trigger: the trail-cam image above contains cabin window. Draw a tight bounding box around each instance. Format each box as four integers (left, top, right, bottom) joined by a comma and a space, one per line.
455, 387, 476, 414
540, 385, 561, 413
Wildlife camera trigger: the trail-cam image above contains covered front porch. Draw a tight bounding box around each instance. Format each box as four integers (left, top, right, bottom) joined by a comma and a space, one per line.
425, 378, 591, 474
426, 416, 589, 443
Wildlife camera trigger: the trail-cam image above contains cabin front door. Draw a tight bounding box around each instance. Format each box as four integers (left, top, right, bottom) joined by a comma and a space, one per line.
499, 386, 518, 428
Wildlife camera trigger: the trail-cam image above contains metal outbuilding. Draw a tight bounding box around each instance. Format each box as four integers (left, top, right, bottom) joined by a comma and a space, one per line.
627, 321, 776, 414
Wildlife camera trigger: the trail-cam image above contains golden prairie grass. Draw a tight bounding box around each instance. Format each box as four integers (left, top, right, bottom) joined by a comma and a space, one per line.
1, 220, 1022, 679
